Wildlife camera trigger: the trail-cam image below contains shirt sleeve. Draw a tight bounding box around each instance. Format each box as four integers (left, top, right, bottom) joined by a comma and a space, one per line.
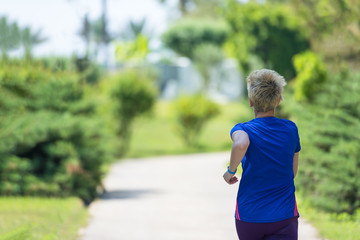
295, 125, 301, 152
230, 123, 245, 140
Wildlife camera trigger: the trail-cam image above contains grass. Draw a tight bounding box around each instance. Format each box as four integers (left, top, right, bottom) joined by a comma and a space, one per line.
297, 194, 360, 240
0, 197, 88, 240
126, 100, 253, 158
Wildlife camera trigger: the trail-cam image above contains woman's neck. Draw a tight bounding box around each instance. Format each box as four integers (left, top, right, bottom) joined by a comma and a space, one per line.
254, 110, 275, 118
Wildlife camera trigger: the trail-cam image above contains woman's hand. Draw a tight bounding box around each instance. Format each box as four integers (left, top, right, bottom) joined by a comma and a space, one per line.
223, 171, 238, 184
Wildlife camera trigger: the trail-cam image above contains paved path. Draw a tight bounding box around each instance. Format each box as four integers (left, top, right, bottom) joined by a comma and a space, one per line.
80, 152, 323, 240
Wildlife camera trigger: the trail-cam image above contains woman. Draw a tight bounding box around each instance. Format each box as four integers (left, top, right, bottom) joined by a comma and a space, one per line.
223, 69, 301, 240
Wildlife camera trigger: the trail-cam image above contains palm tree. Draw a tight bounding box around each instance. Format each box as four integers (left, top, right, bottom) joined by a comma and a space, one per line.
118, 18, 148, 40
79, 14, 91, 58
0, 17, 21, 61
158, 0, 191, 15
21, 27, 47, 61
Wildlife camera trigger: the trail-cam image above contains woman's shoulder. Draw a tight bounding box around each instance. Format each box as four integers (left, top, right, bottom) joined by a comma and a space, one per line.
276, 118, 299, 132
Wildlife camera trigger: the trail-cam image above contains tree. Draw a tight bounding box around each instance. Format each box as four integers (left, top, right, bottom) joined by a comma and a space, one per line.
78, 14, 91, 57
223, 0, 310, 79
21, 27, 47, 61
162, 18, 229, 60
290, 0, 360, 69
158, 0, 191, 15
0, 17, 21, 60
193, 43, 224, 91
158, 0, 223, 17
73, 0, 112, 65
110, 70, 157, 156
119, 18, 148, 41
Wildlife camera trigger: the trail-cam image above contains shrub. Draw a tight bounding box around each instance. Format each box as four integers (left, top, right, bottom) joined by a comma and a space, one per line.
174, 95, 220, 147
0, 61, 109, 203
110, 70, 157, 156
293, 51, 328, 102
284, 69, 360, 214
162, 18, 229, 60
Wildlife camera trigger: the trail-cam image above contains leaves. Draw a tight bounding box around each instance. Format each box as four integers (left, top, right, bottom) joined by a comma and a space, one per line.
162, 18, 230, 59
174, 95, 220, 146
115, 35, 149, 64
0, 62, 108, 203
223, 0, 309, 78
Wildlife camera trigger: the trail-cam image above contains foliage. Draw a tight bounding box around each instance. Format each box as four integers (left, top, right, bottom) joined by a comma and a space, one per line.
0, 61, 110, 203
296, 194, 360, 240
0, 17, 21, 59
115, 35, 149, 64
284, 69, 360, 214
119, 18, 148, 40
110, 70, 157, 156
174, 95, 220, 147
0, 16, 46, 61
158, 0, 224, 17
193, 43, 224, 91
162, 18, 229, 60
78, 12, 111, 61
90, 15, 111, 46
21, 27, 47, 61
37, 56, 103, 84
293, 51, 327, 102
126, 101, 252, 158
290, 0, 360, 68
223, 0, 309, 79
0, 197, 88, 240
158, 0, 191, 15
72, 55, 103, 84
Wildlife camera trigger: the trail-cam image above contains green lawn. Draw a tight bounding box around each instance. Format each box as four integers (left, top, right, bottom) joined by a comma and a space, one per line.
297, 194, 360, 240
0, 197, 88, 240
126, 100, 253, 158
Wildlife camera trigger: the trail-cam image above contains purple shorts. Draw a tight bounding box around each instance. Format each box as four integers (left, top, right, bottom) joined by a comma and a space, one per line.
235, 216, 298, 240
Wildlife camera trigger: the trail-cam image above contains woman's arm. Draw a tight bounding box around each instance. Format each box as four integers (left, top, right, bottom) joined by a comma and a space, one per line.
223, 130, 249, 184
293, 152, 299, 178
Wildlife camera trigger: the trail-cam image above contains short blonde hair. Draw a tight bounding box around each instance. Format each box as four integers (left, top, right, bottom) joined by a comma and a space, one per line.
247, 69, 286, 112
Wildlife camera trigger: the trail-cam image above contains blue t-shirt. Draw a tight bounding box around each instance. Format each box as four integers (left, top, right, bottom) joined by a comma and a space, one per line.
230, 117, 301, 223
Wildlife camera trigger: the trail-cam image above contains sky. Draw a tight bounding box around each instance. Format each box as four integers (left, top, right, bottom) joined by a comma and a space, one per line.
0, 0, 177, 57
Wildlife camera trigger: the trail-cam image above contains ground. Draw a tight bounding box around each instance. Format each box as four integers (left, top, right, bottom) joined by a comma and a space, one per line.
80, 152, 324, 240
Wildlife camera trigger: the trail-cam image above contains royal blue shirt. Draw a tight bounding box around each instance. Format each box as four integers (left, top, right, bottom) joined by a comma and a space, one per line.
230, 117, 301, 223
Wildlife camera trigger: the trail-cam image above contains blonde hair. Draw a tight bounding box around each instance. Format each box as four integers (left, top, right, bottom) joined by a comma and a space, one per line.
247, 69, 286, 112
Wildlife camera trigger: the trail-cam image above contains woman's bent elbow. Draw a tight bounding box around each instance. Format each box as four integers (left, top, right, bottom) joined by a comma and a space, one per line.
232, 141, 249, 151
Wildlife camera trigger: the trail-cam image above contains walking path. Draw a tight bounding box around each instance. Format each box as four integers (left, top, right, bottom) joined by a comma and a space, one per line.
80, 152, 323, 240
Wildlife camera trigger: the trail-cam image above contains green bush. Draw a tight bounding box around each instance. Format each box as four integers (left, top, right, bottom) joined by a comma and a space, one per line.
110, 70, 157, 156
174, 95, 220, 147
162, 18, 229, 60
293, 51, 328, 102
0, 61, 109, 203
284, 69, 360, 214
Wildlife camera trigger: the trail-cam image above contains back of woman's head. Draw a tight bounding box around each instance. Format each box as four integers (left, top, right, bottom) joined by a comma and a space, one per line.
247, 69, 286, 113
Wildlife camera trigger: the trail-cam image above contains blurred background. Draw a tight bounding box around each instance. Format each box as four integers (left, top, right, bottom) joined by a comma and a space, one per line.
0, 0, 359, 239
